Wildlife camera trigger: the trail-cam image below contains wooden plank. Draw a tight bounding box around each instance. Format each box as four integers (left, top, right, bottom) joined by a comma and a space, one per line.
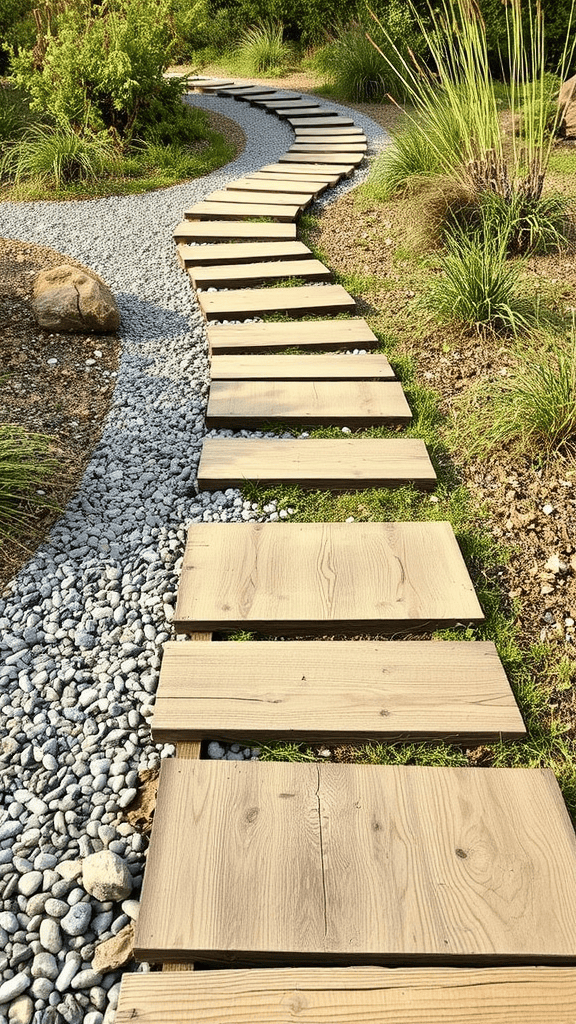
292, 136, 368, 146
134, 759, 576, 964
207, 318, 378, 353
184, 201, 300, 222
260, 162, 354, 178
190, 259, 331, 290
207, 188, 314, 209
290, 143, 367, 153
226, 176, 327, 196
251, 167, 342, 186
276, 107, 340, 118
251, 92, 302, 105
198, 284, 355, 321
196, 437, 436, 490
217, 85, 277, 97
173, 521, 483, 635
209, 353, 393, 380
279, 151, 364, 167
116, 966, 576, 1024
194, 436, 432, 491
287, 116, 356, 127
205, 380, 411, 428
173, 221, 297, 243
176, 241, 314, 268
295, 126, 365, 135
153, 639, 524, 744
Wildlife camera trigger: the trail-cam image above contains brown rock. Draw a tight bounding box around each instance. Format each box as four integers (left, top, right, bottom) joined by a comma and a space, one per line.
558, 73, 576, 137
125, 767, 158, 834
32, 264, 120, 333
92, 923, 134, 973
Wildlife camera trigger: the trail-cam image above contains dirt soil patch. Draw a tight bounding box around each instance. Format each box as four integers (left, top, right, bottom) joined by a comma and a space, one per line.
0, 238, 121, 592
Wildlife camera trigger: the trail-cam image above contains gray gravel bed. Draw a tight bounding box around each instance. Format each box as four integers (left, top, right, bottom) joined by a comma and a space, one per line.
0, 93, 388, 1024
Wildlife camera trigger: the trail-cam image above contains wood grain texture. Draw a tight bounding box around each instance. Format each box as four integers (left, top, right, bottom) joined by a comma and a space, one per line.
198, 284, 355, 321
294, 126, 365, 135
184, 201, 299, 222
134, 760, 576, 965
152, 639, 525, 744
290, 143, 367, 152
189, 258, 331, 290
248, 170, 341, 187
227, 176, 327, 196
208, 354, 394, 380
207, 318, 377, 353
117, 966, 576, 1024
196, 437, 435, 490
173, 521, 484, 634
173, 221, 297, 243
205, 379, 411, 427
207, 188, 314, 208
287, 116, 356, 127
260, 161, 354, 177
279, 150, 364, 166
176, 240, 313, 268
276, 107, 339, 118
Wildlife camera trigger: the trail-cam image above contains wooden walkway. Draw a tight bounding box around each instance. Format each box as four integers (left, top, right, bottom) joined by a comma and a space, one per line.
116, 76, 576, 1021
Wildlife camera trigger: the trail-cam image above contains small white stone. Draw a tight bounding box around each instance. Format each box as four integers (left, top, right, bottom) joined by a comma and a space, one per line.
542, 503, 554, 515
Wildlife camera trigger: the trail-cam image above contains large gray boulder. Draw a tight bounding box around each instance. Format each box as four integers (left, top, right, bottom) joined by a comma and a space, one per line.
32, 264, 120, 333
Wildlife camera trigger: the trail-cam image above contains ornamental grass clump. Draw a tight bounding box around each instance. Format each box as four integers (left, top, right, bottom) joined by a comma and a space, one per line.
367, 0, 576, 253
237, 21, 294, 75
0, 425, 55, 536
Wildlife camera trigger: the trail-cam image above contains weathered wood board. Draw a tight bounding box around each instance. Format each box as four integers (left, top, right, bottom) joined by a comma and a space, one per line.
293, 134, 367, 145
227, 176, 327, 196
116, 966, 576, 1024
198, 284, 355, 321
207, 318, 378, 353
288, 116, 356, 127
277, 107, 339, 118
279, 151, 364, 166
173, 221, 297, 243
153, 639, 525, 744
260, 161, 354, 177
217, 85, 276, 97
205, 380, 411, 427
173, 521, 483, 634
134, 760, 576, 965
290, 143, 367, 153
185, 201, 300, 222
295, 126, 365, 135
207, 188, 314, 208
251, 93, 302, 105
189, 258, 331, 289
248, 169, 340, 187
196, 437, 435, 490
176, 240, 313, 268
208, 353, 393, 380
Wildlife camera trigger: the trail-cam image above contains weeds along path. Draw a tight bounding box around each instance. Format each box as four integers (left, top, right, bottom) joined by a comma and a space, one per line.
0, 93, 388, 1020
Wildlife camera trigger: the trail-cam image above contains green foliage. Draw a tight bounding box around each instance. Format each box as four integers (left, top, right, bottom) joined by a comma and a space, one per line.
258, 742, 316, 762
236, 20, 295, 75
0, 84, 32, 143
452, 325, 576, 458
9, 0, 179, 139
314, 10, 415, 103
0, 425, 55, 536
0, 0, 33, 73
2, 123, 119, 186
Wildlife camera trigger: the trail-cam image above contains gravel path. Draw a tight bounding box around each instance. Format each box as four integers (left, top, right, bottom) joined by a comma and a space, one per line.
0, 93, 388, 1024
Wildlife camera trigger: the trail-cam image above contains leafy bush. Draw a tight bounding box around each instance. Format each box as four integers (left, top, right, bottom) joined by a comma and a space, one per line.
237, 20, 294, 75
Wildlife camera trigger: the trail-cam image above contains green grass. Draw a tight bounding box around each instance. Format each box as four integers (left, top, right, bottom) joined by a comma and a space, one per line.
0, 425, 57, 537
234, 21, 295, 76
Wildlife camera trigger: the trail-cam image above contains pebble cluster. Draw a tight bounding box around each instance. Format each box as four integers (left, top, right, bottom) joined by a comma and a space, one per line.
0, 92, 388, 1024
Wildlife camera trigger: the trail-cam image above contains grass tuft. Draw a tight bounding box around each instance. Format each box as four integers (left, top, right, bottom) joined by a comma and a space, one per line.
0, 425, 56, 536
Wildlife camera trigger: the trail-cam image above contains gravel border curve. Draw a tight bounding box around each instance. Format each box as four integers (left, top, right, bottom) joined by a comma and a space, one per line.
0, 94, 389, 1024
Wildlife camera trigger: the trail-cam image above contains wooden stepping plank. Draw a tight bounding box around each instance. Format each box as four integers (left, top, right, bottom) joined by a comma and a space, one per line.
189, 78, 236, 90
185, 201, 300, 222
207, 188, 314, 209
198, 284, 355, 321
173, 521, 483, 634
227, 176, 328, 197
290, 143, 367, 153
260, 161, 354, 178
288, 116, 355, 127
135, 759, 576, 964
279, 151, 364, 167
205, 380, 411, 427
189, 259, 331, 289
116, 966, 576, 1024
276, 107, 340, 118
207, 318, 378, 353
291, 136, 367, 147
217, 85, 277, 97
173, 221, 297, 243
176, 241, 314, 268
153, 639, 524, 744
197, 437, 436, 490
209, 353, 393, 380
254, 166, 344, 184
295, 125, 365, 135
251, 92, 302, 105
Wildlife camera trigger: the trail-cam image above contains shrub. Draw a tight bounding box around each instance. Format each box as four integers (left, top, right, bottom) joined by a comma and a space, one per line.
452, 325, 576, 457
2, 123, 119, 187
237, 20, 294, 75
